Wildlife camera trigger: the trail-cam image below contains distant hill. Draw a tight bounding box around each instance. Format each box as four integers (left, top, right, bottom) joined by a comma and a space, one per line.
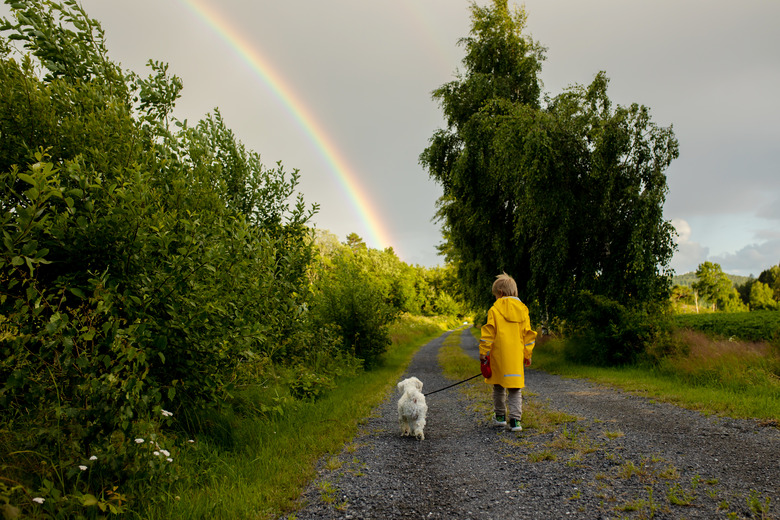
672, 272, 751, 288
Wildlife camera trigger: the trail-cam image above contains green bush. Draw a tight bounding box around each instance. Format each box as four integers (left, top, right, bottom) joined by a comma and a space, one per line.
566, 291, 670, 365
311, 252, 398, 369
0, 2, 315, 515
289, 367, 335, 401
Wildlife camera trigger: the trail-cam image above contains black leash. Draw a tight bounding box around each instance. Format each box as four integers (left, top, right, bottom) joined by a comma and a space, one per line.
423, 373, 482, 396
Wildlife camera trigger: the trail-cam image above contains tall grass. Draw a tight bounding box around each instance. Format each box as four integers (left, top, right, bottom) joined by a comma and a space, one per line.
143, 314, 460, 519
531, 330, 780, 423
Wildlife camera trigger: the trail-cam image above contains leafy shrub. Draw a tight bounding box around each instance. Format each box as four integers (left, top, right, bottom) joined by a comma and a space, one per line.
311, 252, 398, 369
0, 2, 315, 516
566, 291, 670, 365
289, 367, 335, 401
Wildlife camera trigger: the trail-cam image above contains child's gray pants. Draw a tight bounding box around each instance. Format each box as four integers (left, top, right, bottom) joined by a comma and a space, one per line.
493, 384, 523, 420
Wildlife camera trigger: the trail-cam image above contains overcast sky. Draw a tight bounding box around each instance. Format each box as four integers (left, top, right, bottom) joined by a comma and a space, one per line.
2, 1, 779, 276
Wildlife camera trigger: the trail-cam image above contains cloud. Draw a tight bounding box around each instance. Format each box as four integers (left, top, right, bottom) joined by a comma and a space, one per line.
758, 197, 780, 221
670, 219, 709, 275
710, 240, 780, 278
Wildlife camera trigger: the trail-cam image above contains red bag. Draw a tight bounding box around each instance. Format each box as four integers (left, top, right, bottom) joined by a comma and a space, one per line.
480, 353, 492, 378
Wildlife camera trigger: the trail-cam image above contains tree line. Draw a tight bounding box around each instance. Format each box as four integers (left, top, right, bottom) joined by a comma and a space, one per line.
0, 1, 463, 515
672, 261, 780, 312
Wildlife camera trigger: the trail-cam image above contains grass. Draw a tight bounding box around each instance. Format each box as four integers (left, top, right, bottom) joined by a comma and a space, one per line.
142, 314, 460, 519
530, 331, 780, 423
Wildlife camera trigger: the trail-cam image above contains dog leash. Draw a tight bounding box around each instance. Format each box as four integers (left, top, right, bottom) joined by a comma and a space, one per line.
423, 373, 482, 396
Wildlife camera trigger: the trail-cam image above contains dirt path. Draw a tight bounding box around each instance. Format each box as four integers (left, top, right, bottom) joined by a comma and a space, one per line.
285, 330, 779, 519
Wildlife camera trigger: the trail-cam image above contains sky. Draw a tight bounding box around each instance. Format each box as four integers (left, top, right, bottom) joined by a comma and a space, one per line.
2, 0, 779, 276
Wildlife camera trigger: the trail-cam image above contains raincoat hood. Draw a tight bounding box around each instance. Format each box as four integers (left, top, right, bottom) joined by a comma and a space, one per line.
492, 297, 528, 323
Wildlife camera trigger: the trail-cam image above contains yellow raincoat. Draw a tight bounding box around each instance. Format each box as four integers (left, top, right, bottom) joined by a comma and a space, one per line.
479, 296, 537, 388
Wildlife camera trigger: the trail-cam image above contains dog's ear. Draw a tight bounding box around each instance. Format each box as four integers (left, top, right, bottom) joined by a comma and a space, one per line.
397, 381, 404, 393
415, 378, 423, 391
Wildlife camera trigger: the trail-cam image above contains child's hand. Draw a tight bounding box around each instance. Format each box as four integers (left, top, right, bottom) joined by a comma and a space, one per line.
479, 354, 487, 362
524, 357, 532, 367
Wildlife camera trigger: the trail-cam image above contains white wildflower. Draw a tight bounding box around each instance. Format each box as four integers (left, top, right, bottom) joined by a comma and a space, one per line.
161, 409, 173, 417
32, 497, 45, 504
187, 439, 195, 443
79, 465, 88, 471
153, 451, 160, 456
134, 438, 144, 444
166, 457, 173, 462
89, 455, 98, 461
160, 449, 170, 457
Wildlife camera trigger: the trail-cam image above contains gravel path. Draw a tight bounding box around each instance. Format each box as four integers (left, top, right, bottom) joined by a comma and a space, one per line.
285, 329, 779, 520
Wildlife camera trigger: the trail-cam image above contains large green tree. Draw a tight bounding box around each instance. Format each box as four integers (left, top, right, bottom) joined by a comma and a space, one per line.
421, 1, 678, 360
693, 261, 744, 311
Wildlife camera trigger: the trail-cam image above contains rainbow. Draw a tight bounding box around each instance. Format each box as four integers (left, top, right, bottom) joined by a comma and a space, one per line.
177, 0, 395, 253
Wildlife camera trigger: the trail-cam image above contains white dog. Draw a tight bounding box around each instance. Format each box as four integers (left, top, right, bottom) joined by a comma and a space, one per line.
396, 377, 428, 440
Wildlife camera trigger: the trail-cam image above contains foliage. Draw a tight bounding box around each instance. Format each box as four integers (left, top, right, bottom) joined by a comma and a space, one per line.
673, 271, 750, 289
735, 263, 780, 310
310, 248, 398, 369
289, 367, 335, 401
693, 261, 746, 311
749, 282, 779, 311
420, 0, 678, 359
565, 292, 671, 365
674, 262, 779, 312
0, 1, 316, 515
673, 311, 780, 344
143, 314, 454, 520
312, 229, 467, 318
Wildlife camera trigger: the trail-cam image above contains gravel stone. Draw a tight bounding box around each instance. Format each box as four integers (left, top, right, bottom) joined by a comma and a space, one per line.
285, 330, 779, 519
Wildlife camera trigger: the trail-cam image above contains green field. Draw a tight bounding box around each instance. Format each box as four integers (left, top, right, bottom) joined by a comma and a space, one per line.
673, 310, 780, 343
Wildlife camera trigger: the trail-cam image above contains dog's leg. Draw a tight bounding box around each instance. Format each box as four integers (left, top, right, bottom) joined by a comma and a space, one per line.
412, 418, 425, 440
399, 416, 410, 437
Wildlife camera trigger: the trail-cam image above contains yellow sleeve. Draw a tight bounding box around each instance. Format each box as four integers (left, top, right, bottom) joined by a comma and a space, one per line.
523, 328, 537, 359
479, 308, 496, 357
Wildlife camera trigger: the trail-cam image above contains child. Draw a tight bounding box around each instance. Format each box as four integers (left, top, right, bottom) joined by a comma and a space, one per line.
479, 273, 537, 431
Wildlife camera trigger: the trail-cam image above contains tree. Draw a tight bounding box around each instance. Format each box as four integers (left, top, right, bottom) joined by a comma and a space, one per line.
693, 262, 735, 311
420, 0, 678, 360
750, 281, 778, 311
757, 264, 780, 301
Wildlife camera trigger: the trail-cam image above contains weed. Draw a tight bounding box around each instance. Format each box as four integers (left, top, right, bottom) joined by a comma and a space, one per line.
324, 456, 342, 472
528, 450, 557, 462
618, 460, 647, 480
658, 464, 679, 480
616, 498, 644, 512
567, 452, 584, 466
318, 481, 338, 504
667, 483, 695, 506
604, 429, 625, 440
747, 490, 771, 520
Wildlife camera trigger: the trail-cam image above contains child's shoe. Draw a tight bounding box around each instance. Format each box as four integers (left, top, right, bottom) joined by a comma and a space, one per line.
508, 418, 522, 432
492, 414, 507, 427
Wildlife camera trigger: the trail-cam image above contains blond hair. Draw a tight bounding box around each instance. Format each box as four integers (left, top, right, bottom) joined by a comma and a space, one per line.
492, 272, 518, 298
